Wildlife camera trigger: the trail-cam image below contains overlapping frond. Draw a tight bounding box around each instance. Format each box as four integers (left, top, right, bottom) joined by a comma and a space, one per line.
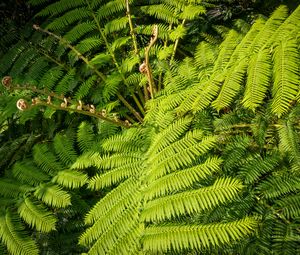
17, 197, 57, 232
80, 114, 256, 253
0, 211, 39, 255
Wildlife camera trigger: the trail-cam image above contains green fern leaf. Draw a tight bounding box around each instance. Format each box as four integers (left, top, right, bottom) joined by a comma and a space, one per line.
52, 169, 88, 189
242, 49, 272, 110
271, 39, 300, 116
34, 184, 71, 208
143, 217, 258, 252
53, 133, 77, 165
142, 177, 243, 222
17, 197, 57, 232
0, 211, 39, 255
145, 156, 223, 200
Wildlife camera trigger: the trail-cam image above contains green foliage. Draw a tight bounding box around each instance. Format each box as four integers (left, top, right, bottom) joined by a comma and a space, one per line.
1, 0, 300, 254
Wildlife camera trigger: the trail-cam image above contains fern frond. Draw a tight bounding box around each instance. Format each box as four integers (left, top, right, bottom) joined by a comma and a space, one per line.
104, 16, 128, 34
191, 75, 223, 113
36, 0, 86, 16
85, 178, 139, 224
0, 211, 39, 255
276, 194, 300, 219
143, 217, 258, 252
77, 121, 96, 153
64, 21, 96, 43
18, 197, 57, 232
79, 204, 139, 246
52, 169, 88, 189
0, 179, 31, 198
111, 36, 131, 52
145, 156, 223, 200
33, 144, 63, 175
53, 133, 77, 165
55, 68, 77, 95
149, 134, 217, 180
251, 6, 288, 52
10, 48, 38, 77
212, 57, 248, 111
271, 39, 300, 116
46, 7, 90, 31
75, 75, 98, 100
258, 174, 300, 199
141, 4, 178, 24
97, 0, 127, 20
142, 177, 243, 222
102, 72, 122, 101
179, 5, 206, 20
0, 42, 25, 75
238, 154, 279, 185
147, 116, 192, 156
71, 151, 101, 169
34, 184, 71, 208
72, 36, 102, 55
39, 66, 65, 91
12, 161, 50, 186
277, 120, 300, 169
24, 57, 49, 84
194, 41, 217, 69
101, 128, 145, 153
88, 161, 141, 189
242, 49, 272, 110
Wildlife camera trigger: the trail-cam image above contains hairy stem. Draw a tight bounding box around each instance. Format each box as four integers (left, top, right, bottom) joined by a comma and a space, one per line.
32, 102, 130, 128
145, 25, 159, 98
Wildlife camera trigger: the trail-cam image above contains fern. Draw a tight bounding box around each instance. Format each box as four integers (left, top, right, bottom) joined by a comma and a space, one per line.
17, 197, 57, 232
0, 211, 39, 255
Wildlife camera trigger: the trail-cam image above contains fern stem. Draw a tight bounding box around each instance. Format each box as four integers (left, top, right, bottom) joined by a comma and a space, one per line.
137, 89, 145, 106
11, 83, 66, 101
85, 1, 145, 118
9, 80, 134, 128
170, 19, 186, 65
132, 94, 145, 115
126, 0, 139, 55
35, 47, 68, 70
30, 102, 130, 128
145, 25, 159, 98
33, 25, 107, 81
124, 113, 135, 124
117, 94, 143, 122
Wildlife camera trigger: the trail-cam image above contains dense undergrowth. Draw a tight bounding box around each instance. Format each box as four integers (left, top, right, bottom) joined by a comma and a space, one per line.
0, 0, 300, 254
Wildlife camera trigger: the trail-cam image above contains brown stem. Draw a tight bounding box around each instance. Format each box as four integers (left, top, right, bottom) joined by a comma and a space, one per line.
145, 25, 158, 99
32, 101, 130, 128
33, 25, 107, 81
85, 1, 145, 119
126, 0, 139, 55
117, 94, 143, 122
